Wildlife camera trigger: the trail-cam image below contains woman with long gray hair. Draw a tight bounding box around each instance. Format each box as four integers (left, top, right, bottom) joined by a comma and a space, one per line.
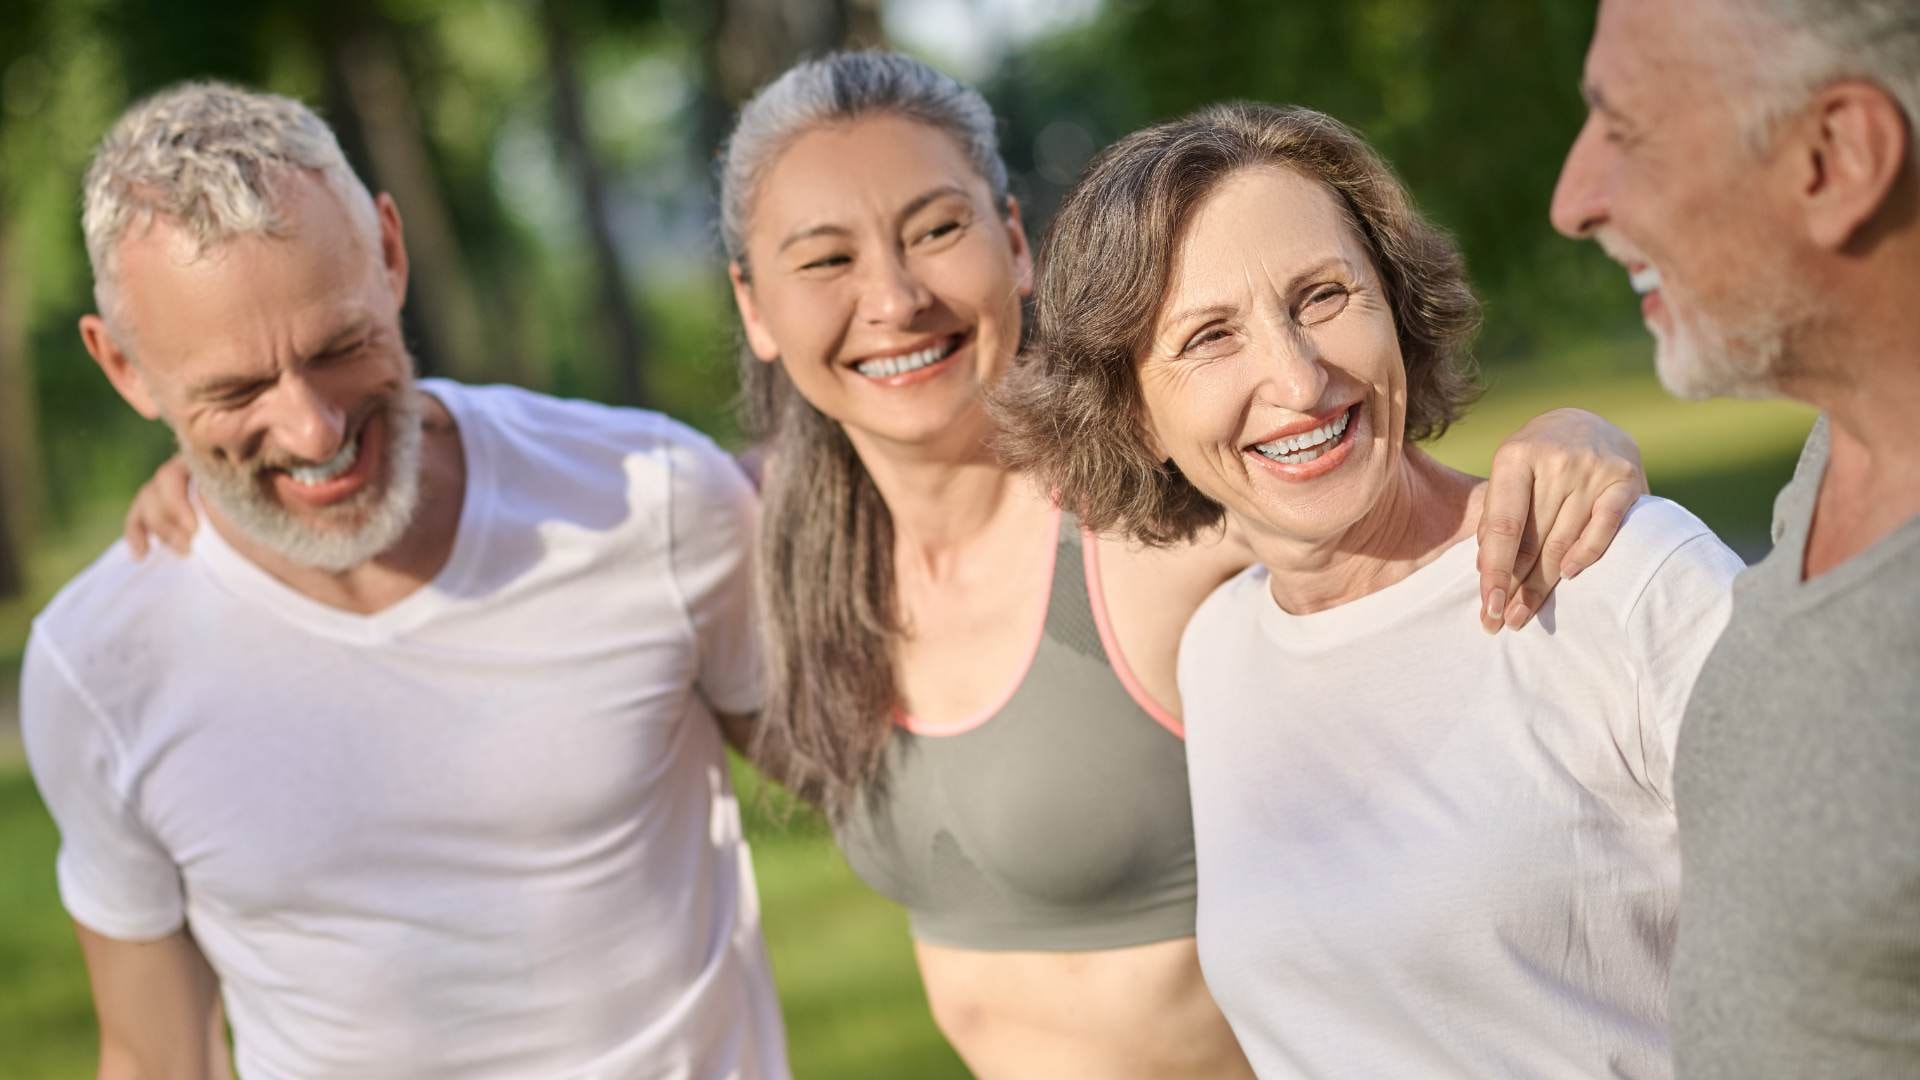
121, 50, 1648, 1076
715, 51, 1647, 1076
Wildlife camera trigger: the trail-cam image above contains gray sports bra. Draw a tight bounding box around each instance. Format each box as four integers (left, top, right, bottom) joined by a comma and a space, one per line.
834, 511, 1197, 951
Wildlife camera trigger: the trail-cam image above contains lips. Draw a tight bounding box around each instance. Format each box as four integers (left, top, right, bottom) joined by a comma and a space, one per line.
848, 330, 971, 386
267, 409, 385, 509
1244, 403, 1362, 481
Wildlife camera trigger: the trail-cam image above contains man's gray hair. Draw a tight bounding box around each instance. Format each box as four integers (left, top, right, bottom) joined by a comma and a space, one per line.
82, 80, 379, 327
716, 50, 1009, 272
1740, 0, 1920, 162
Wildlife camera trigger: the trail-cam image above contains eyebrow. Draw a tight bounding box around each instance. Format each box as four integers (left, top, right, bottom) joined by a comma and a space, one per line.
1159, 257, 1357, 335
774, 184, 973, 253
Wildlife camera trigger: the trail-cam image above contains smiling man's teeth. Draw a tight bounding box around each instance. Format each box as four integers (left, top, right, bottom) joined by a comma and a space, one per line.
1629, 265, 1662, 295
1254, 410, 1350, 464
286, 431, 360, 487
855, 339, 956, 378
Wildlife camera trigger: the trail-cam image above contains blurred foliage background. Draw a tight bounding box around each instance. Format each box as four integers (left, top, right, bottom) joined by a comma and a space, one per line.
0, 1, 1814, 1075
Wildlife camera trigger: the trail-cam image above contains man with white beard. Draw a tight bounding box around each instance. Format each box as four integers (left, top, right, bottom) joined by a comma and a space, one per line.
21, 81, 788, 1079
1553, 1, 1919, 1076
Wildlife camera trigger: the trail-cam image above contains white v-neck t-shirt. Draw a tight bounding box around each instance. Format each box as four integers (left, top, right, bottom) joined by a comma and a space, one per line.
22, 380, 787, 1079
1179, 496, 1743, 1079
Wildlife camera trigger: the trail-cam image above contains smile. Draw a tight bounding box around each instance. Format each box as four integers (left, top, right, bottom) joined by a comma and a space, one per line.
1252, 406, 1353, 465
282, 426, 363, 488
853, 334, 964, 379
1629, 263, 1662, 296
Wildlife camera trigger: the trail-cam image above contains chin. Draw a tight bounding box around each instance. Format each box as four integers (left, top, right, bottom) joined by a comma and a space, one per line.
1653, 322, 1781, 402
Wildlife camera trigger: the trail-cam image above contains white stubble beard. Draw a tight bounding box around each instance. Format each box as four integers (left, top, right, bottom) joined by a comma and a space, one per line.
1649, 269, 1809, 401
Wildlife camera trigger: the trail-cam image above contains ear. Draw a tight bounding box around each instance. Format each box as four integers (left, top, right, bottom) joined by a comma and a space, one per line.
728, 261, 782, 363
1796, 81, 1911, 250
1136, 401, 1169, 462
373, 192, 410, 306
1003, 196, 1035, 299
79, 313, 160, 420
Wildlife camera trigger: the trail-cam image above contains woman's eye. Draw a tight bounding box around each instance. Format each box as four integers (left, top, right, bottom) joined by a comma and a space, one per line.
1182, 326, 1231, 354
1300, 285, 1349, 322
798, 253, 850, 272
912, 218, 968, 246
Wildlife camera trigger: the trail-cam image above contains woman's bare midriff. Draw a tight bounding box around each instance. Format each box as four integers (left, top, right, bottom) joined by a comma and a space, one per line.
914, 936, 1253, 1079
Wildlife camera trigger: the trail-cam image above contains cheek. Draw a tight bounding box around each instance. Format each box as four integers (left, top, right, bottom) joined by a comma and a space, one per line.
1149, 368, 1245, 460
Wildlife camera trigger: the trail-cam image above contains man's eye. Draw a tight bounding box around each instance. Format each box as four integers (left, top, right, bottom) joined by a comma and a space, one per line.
215, 385, 269, 407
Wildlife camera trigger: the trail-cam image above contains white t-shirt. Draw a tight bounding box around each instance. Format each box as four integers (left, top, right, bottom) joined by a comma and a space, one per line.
1180, 497, 1743, 1080
21, 380, 788, 1080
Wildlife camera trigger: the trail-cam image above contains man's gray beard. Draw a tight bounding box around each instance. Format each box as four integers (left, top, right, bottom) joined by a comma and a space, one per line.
1655, 283, 1809, 401
184, 390, 426, 573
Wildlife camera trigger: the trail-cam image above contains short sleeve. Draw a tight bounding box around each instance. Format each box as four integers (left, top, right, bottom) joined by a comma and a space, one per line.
1626, 533, 1746, 806
666, 436, 764, 717
19, 628, 186, 941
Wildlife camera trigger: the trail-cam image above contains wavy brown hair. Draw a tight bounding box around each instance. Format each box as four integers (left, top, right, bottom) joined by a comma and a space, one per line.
718, 52, 1010, 816
997, 102, 1481, 547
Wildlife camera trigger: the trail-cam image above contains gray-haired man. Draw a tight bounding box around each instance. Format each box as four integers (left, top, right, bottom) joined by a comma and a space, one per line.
1553, 1, 1920, 1076
23, 82, 787, 1078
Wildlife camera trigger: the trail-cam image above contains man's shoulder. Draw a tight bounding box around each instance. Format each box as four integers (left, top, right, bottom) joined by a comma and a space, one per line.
25, 539, 209, 729
430, 379, 743, 506
432, 379, 723, 458
35, 540, 204, 651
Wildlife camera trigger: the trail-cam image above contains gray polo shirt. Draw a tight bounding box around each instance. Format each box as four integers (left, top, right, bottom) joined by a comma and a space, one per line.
1673, 417, 1920, 1078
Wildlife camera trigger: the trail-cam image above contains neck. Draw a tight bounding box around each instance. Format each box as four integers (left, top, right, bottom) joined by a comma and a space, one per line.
1249, 447, 1479, 615
845, 413, 1049, 582
1774, 222, 1920, 456
207, 393, 466, 614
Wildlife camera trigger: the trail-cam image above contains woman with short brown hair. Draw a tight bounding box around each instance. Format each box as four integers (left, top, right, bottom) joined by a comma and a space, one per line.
1001, 101, 1745, 1078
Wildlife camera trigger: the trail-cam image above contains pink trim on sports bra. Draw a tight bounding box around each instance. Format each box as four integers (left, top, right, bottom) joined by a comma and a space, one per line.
1081, 529, 1186, 739
895, 506, 1063, 737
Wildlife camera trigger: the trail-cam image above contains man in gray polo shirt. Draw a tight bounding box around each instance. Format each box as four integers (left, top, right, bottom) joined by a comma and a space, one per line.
1552, 0, 1919, 1076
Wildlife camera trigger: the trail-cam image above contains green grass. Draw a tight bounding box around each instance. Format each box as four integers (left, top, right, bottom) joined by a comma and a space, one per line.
0, 352, 1816, 1076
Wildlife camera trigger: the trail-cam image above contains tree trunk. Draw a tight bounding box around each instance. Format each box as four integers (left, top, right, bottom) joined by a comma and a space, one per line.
0, 210, 37, 599
541, 0, 650, 407
326, 27, 498, 383
692, 0, 887, 252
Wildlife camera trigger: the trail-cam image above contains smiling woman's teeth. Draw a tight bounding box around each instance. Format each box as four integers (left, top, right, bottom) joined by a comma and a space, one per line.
855, 339, 956, 378
1630, 265, 1662, 295
1254, 410, 1350, 465
286, 432, 360, 487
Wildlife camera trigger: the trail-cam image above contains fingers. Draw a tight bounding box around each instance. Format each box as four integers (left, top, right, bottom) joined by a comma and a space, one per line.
123, 505, 150, 560
1504, 490, 1579, 630
1560, 480, 1639, 579
123, 456, 199, 559
1477, 451, 1536, 633
157, 459, 195, 554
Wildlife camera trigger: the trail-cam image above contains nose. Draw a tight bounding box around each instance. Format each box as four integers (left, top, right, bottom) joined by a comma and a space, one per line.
857, 250, 932, 326
265, 373, 349, 464
1253, 320, 1329, 413
1550, 115, 1610, 240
